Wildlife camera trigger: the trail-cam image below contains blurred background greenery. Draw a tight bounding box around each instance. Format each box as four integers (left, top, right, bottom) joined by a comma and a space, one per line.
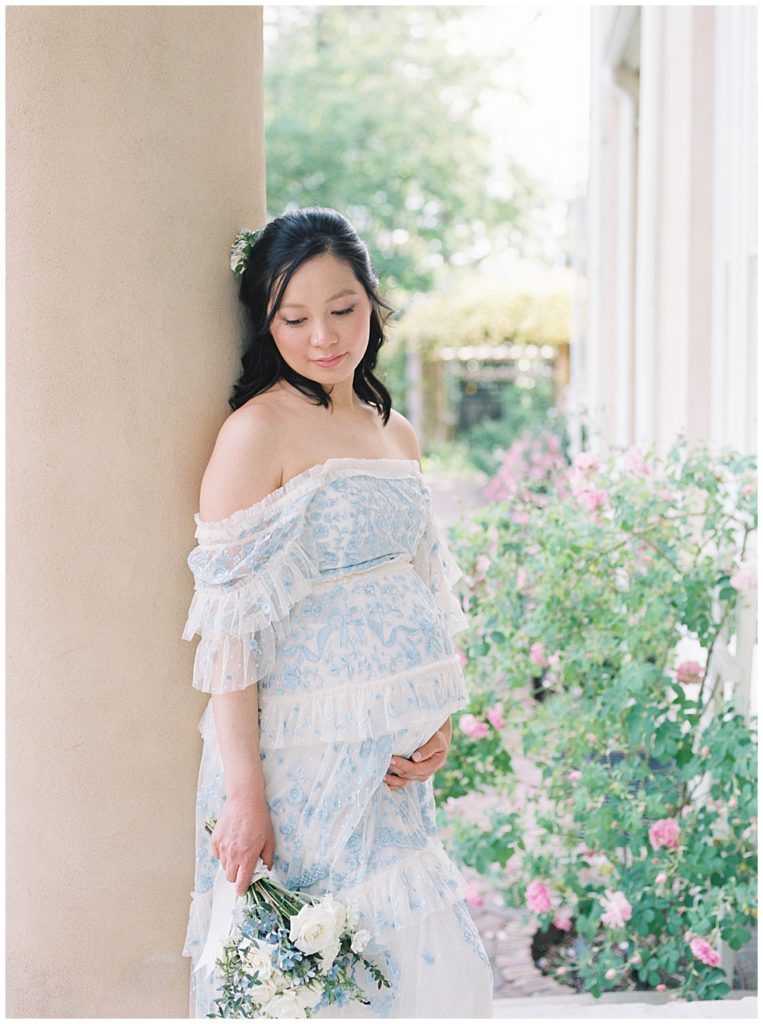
264, 5, 587, 474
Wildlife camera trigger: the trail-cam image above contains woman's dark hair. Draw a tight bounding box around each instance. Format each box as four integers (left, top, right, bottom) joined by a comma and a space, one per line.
230, 206, 394, 424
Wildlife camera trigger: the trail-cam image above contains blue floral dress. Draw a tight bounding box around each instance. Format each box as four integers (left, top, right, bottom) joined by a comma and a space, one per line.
181, 457, 493, 1018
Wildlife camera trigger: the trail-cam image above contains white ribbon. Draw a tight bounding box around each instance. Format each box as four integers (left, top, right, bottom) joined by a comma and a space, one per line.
194, 858, 282, 978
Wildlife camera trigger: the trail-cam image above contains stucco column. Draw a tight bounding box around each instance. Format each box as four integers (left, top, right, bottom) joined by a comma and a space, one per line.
7, 6, 265, 1016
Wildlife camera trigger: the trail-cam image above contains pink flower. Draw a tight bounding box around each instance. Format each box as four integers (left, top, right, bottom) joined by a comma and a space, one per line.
547, 651, 561, 668
605, 968, 617, 980
656, 983, 667, 991
530, 642, 548, 667
655, 872, 668, 885
475, 554, 492, 576
649, 817, 681, 851
676, 660, 703, 684
699, 745, 710, 758
456, 648, 467, 668
599, 889, 632, 928
730, 566, 757, 594
553, 907, 573, 932
623, 446, 650, 476
567, 769, 582, 783
573, 451, 599, 475
516, 566, 529, 592
578, 486, 609, 512
459, 714, 490, 739
586, 732, 597, 743
525, 879, 553, 913
486, 704, 505, 731
464, 880, 484, 909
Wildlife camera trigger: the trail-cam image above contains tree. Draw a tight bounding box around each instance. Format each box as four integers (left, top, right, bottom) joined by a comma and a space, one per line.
264, 6, 539, 298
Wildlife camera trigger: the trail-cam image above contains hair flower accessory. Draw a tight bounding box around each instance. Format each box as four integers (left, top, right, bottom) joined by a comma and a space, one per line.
230, 226, 264, 276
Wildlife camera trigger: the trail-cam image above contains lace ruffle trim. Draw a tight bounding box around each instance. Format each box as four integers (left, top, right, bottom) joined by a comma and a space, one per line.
182, 532, 319, 692
344, 837, 468, 933
197, 656, 469, 749
181, 837, 467, 965
191, 457, 423, 541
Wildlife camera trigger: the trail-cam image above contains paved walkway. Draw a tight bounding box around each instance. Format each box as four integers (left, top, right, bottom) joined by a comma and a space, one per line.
491, 992, 757, 1018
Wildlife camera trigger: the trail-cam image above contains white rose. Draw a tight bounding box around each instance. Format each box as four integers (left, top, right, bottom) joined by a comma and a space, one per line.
295, 981, 324, 1011
320, 893, 347, 935
248, 972, 280, 1005
318, 938, 341, 975
261, 990, 307, 1019
289, 900, 343, 955
244, 939, 277, 980
350, 928, 371, 954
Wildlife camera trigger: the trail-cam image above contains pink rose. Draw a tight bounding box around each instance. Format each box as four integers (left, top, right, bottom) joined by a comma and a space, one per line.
655, 872, 668, 885
553, 907, 573, 932
599, 889, 632, 928
456, 648, 467, 668
649, 817, 681, 851
547, 651, 561, 668
656, 983, 667, 991
623, 446, 650, 476
516, 566, 529, 592
475, 554, 492, 575
699, 745, 710, 758
486, 704, 505, 731
567, 769, 582, 783
730, 566, 757, 594
530, 642, 548, 667
604, 968, 617, 980
464, 880, 484, 909
578, 487, 609, 512
459, 714, 489, 739
573, 451, 599, 474
676, 660, 703, 684
525, 879, 553, 913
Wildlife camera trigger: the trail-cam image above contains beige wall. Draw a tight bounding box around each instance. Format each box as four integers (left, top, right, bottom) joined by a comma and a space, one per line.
6, 6, 265, 1016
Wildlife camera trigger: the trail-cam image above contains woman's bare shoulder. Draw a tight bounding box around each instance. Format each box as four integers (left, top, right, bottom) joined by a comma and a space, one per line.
198, 396, 285, 522
385, 408, 422, 465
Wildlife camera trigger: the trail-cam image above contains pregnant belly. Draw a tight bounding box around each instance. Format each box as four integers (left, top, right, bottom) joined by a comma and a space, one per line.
258, 561, 456, 701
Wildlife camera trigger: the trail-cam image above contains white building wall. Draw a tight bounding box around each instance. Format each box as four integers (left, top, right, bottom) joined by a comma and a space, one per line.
580, 5, 756, 459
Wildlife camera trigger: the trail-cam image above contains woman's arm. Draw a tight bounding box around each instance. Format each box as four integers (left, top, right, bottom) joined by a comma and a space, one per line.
199, 405, 282, 894
210, 687, 275, 894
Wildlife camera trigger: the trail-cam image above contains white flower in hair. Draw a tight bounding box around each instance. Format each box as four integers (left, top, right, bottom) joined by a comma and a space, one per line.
230, 226, 263, 276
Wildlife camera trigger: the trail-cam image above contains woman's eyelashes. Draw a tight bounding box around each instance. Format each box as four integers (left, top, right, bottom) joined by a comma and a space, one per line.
282, 306, 355, 327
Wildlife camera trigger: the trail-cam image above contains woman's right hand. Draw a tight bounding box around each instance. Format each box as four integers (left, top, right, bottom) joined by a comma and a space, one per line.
209, 792, 276, 896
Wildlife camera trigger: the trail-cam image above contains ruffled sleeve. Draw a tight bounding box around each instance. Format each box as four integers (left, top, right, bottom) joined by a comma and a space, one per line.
413, 488, 469, 638
181, 492, 319, 694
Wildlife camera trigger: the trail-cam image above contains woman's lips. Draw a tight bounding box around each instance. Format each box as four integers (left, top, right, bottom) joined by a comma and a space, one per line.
312, 352, 346, 367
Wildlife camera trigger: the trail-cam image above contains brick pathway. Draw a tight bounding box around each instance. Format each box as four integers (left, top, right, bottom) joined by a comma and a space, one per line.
467, 892, 569, 1000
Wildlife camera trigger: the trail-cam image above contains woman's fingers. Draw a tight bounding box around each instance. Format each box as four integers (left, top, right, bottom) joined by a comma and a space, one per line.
385, 751, 446, 786
261, 835, 275, 871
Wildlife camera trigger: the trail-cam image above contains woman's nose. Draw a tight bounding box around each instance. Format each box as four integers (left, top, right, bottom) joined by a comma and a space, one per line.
310, 318, 338, 349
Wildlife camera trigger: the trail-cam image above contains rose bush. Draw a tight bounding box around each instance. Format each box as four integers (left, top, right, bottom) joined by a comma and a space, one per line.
435, 435, 757, 1001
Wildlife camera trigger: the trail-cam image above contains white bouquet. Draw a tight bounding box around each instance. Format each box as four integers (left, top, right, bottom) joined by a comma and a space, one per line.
202, 818, 388, 1018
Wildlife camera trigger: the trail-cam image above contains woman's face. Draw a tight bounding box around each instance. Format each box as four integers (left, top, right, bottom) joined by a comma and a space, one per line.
269, 252, 373, 381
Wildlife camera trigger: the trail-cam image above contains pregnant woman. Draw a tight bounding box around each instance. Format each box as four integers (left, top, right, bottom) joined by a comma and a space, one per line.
181, 207, 494, 1017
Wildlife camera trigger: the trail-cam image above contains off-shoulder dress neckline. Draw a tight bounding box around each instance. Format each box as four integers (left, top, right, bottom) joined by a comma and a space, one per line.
193, 456, 423, 531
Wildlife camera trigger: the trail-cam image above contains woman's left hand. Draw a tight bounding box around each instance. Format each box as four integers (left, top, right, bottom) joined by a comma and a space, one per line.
384, 724, 450, 788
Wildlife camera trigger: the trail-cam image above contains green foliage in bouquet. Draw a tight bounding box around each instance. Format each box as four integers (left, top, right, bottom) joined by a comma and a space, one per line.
436, 436, 757, 1001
